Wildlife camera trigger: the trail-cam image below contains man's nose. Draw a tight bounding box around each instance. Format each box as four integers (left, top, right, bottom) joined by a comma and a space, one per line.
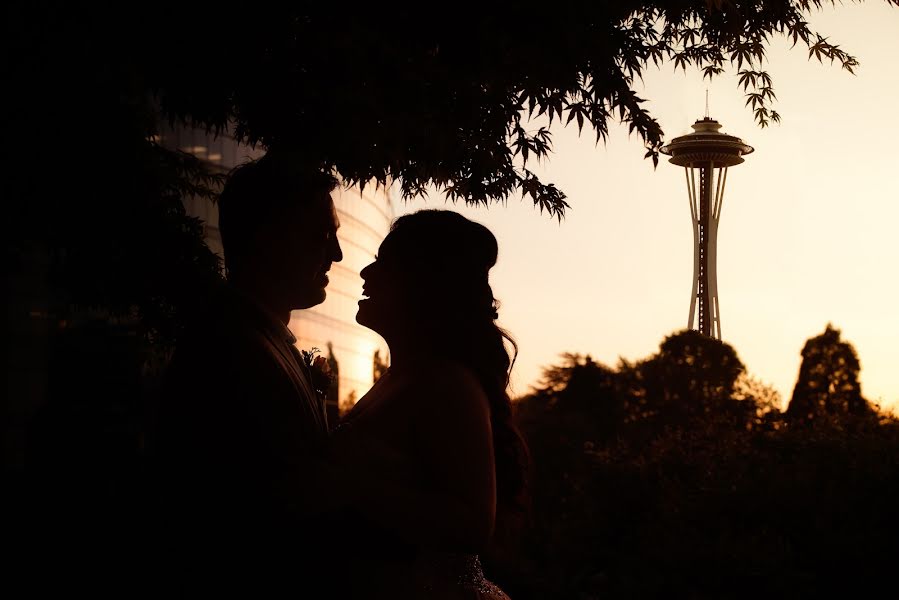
332, 237, 343, 263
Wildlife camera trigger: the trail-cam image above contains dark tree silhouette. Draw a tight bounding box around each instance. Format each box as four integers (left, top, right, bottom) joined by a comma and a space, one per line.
528, 353, 618, 408
512, 331, 899, 599
786, 324, 873, 425
140, 2, 897, 214
8, 3, 895, 241
519, 331, 765, 442
636, 329, 753, 427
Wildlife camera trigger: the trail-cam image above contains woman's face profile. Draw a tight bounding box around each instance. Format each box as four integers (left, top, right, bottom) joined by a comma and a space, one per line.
357, 216, 470, 338
356, 232, 411, 335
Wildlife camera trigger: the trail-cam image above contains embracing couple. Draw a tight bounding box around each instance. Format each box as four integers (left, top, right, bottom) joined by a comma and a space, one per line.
153, 151, 527, 598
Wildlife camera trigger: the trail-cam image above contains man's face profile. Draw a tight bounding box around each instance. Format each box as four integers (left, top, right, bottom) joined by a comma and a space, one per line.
275, 191, 342, 310
219, 157, 343, 314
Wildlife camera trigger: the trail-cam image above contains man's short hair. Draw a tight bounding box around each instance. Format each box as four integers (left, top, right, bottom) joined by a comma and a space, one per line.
218, 152, 339, 269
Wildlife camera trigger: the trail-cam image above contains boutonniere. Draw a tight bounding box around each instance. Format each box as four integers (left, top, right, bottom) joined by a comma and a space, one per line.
299, 347, 334, 400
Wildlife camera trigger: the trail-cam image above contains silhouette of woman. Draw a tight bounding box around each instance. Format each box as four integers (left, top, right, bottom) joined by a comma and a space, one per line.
328, 209, 528, 598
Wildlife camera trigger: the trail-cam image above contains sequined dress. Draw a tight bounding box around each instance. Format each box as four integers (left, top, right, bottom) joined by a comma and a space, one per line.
411, 552, 511, 599
354, 550, 510, 599
328, 488, 512, 598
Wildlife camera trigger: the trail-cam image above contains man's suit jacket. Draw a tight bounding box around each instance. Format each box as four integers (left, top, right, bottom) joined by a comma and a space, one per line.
152, 283, 331, 575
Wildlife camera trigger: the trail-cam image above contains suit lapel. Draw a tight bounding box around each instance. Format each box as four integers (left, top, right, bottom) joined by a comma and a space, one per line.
271, 334, 327, 433
253, 316, 328, 432
226, 288, 328, 434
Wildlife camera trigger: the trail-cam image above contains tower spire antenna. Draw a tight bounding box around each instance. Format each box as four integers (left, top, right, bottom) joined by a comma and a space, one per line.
705, 89, 710, 119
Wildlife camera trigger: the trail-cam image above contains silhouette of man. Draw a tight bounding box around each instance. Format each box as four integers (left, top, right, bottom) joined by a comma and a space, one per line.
153, 151, 342, 591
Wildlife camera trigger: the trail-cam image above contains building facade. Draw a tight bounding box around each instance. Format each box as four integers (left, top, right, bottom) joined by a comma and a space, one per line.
162, 125, 393, 421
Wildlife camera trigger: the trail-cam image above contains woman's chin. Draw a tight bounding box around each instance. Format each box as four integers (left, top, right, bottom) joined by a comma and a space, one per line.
355, 302, 372, 326
355, 303, 384, 333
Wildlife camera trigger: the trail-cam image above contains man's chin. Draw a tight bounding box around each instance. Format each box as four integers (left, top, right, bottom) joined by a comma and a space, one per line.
294, 289, 327, 310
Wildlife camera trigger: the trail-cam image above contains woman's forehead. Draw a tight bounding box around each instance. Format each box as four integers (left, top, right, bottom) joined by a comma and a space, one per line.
379, 230, 403, 252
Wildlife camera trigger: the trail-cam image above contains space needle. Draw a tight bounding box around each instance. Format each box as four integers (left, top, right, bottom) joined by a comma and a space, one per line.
660, 110, 754, 340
